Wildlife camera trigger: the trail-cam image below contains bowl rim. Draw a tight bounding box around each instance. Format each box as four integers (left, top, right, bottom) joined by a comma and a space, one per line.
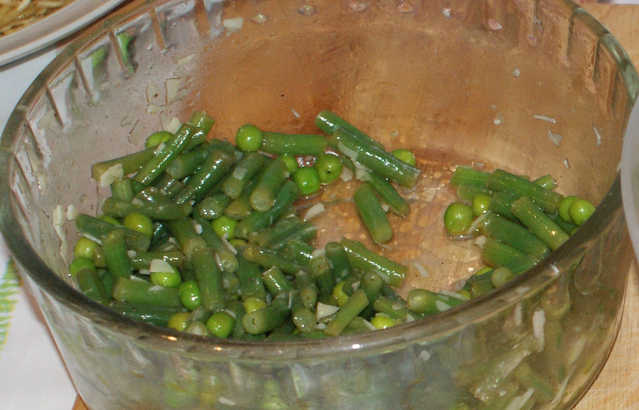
0, 0, 634, 361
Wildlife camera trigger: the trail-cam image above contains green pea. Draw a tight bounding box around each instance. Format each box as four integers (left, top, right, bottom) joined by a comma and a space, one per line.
168, 312, 191, 332
558, 196, 577, 223
179, 280, 201, 310
235, 124, 263, 152
491, 267, 514, 288
74, 237, 100, 259
293, 167, 321, 196
243, 296, 266, 313
69, 257, 95, 277
316, 153, 343, 184
444, 202, 474, 235
371, 313, 398, 329
570, 198, 595, 226
123, 212, 153, 237
472, 194, 491, 217
145, 131, 173, 148
280, 153, 299, 173
391, 149, 417, 167
151, 270, 182, 288
212, 216, 238, 239
206, 312, 235, 338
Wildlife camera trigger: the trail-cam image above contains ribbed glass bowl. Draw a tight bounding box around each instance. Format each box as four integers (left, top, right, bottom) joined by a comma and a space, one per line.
0, 1, 637, 409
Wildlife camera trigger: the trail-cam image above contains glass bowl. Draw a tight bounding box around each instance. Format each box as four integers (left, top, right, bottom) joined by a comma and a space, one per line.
0, 0, 636, 409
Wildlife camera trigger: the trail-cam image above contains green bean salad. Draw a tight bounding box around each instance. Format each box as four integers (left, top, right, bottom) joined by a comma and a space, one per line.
69, 110, 594, 340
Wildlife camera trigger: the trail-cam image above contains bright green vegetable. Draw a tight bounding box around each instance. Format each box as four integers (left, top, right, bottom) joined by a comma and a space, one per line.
360, 171, 410, 217
570, 198, 595, 226
145, 131, 173, 149
235, 124, 263, 152
511, 196, 569, 251
249, 157, 289, 212
178, 280, 201, 311
206, 312, 235, 338
324, 289, 369, 336
74, 237, 100, 260
113, 277, 181, 308
195, 193, 231, 220
391, 149, 416, 167
341, 239, 406, 287
472, 194, 491, 217
354, 182, 393, 244
444, 202, 474, 235
293, 167, 321, 196
559, 195, 577, 222
69, 257, 95, 277
280, 153, 299, 173
102, 229, 132, 279
316, 153, 343, 184
212, 216, 238, 239
123, 212, 153, 237
168, 312, 191, 332
174, 149, 235, 205
261, 132, 327, 155
221, 152, 265, 199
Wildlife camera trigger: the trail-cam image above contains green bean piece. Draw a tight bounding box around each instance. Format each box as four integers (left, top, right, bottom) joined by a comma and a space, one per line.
444, 202, 474, 236
77, 268, 109, 303
373, 296, 407, 320
261, 131, 327, 155
480, 237, 538, 274
310, 254, 335, 299
249, 157, 289, 212
196, 193, 231, 220
69, 257, 95, 277
92, 246, 106, 268
153, 174, 184, 197
371, 313, 399, 329
76, 214, 151, 252
237, 255, 267, 300
145, 131, 173, 149
547, 211, 578, 234
174, 150, 235, 205
110, 178, 135, 202
341, 239, 406, 287
221, 152, 265, 199
224, 177, 259, 220
361, 171, 410, 217
487, 190, 518, 220
280, 153, 299, 173
249, 216, 316, 249
325, 289, 369, 336
456, 184, 492, 202
280, 240, 314, 268
113, 277, 181, 308
235, 180, 299, 239
361, 271, 384, 305
187, 111, 215, 134
450, 166, 491, 188
223, 300, 247, 338
462, 269, 495, 298
242, 245, 304, 274
406, 289, 464, 315
102, 229, 132, 279
480, 213, 550, 261
167, 218, 210, 261
332, 129, 420, 187
354, 182, 393, 244
342, 316, 374, 335
325, 242, 352, 282
242, 295, 290, 334
292, 305, 316, 333
134, 124, 196, 186
533, 174, 557, 190
149, 222, 170, 250
488, 169, 563, 213
130, 250, 184, 270
315, 111, 385, 150
109, 301, 179, 327
188, 247, 224, 311
92, 147, 156, 185
102, 196, 188, 221
511, 196, 569, 250
262, 266, 293, 296
194, 215, 239, 273
165, 145, 211, 179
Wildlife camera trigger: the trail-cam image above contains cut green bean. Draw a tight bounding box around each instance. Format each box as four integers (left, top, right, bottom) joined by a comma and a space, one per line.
262, 266, 293, 296
325, 242, 352, 282
76, 214, 151, 253
324, 289, 369, 336
242, 295, 290, 334
221, 152, 265, 199
249, 216, 315, 249
165, 145, 211, 179
450, 166, 491, 188
249, 157, 289, 212
102, 197, 187, 220
261, 132, 327, 155
195, 193, 231, 220
533, 174, 557, 190
237, 255, 267, 300
242, 245, 304, 274
102, 229, 132, 279
488, 169, 563, 213
488, 191, 518, 220
315, 111, 385, 150
235, 180, 299, 239
224, 177, 259, 220
373, 295, 407, 320
110, 178, 134, 202
174, 149, 235, 205
193, 215, 238, 273
109, 301, 179, 327
361, 171, 410, 217
92, 147, 156, 185
511, 196, 569, 250
187, 111, 215, 134
354, 182, 393, 244
480, 237, 538, 274
280, 239, 314, 267
166, 218, 208, 260
134, 124, 196, 186
310, 254, 335, 299
77, 268, 109, 303
113, 277, 182, 308
191, 247, 225, 311
341, 239, 406, 287
456, 184, 492, 202
406, 289, 464, 315
480, 213, 550, 261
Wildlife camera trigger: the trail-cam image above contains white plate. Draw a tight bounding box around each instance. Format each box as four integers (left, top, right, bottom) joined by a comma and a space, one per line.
0, 0, 126, 67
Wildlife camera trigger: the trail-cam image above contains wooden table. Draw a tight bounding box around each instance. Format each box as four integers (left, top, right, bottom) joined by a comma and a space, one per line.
72, 3, 639, 409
